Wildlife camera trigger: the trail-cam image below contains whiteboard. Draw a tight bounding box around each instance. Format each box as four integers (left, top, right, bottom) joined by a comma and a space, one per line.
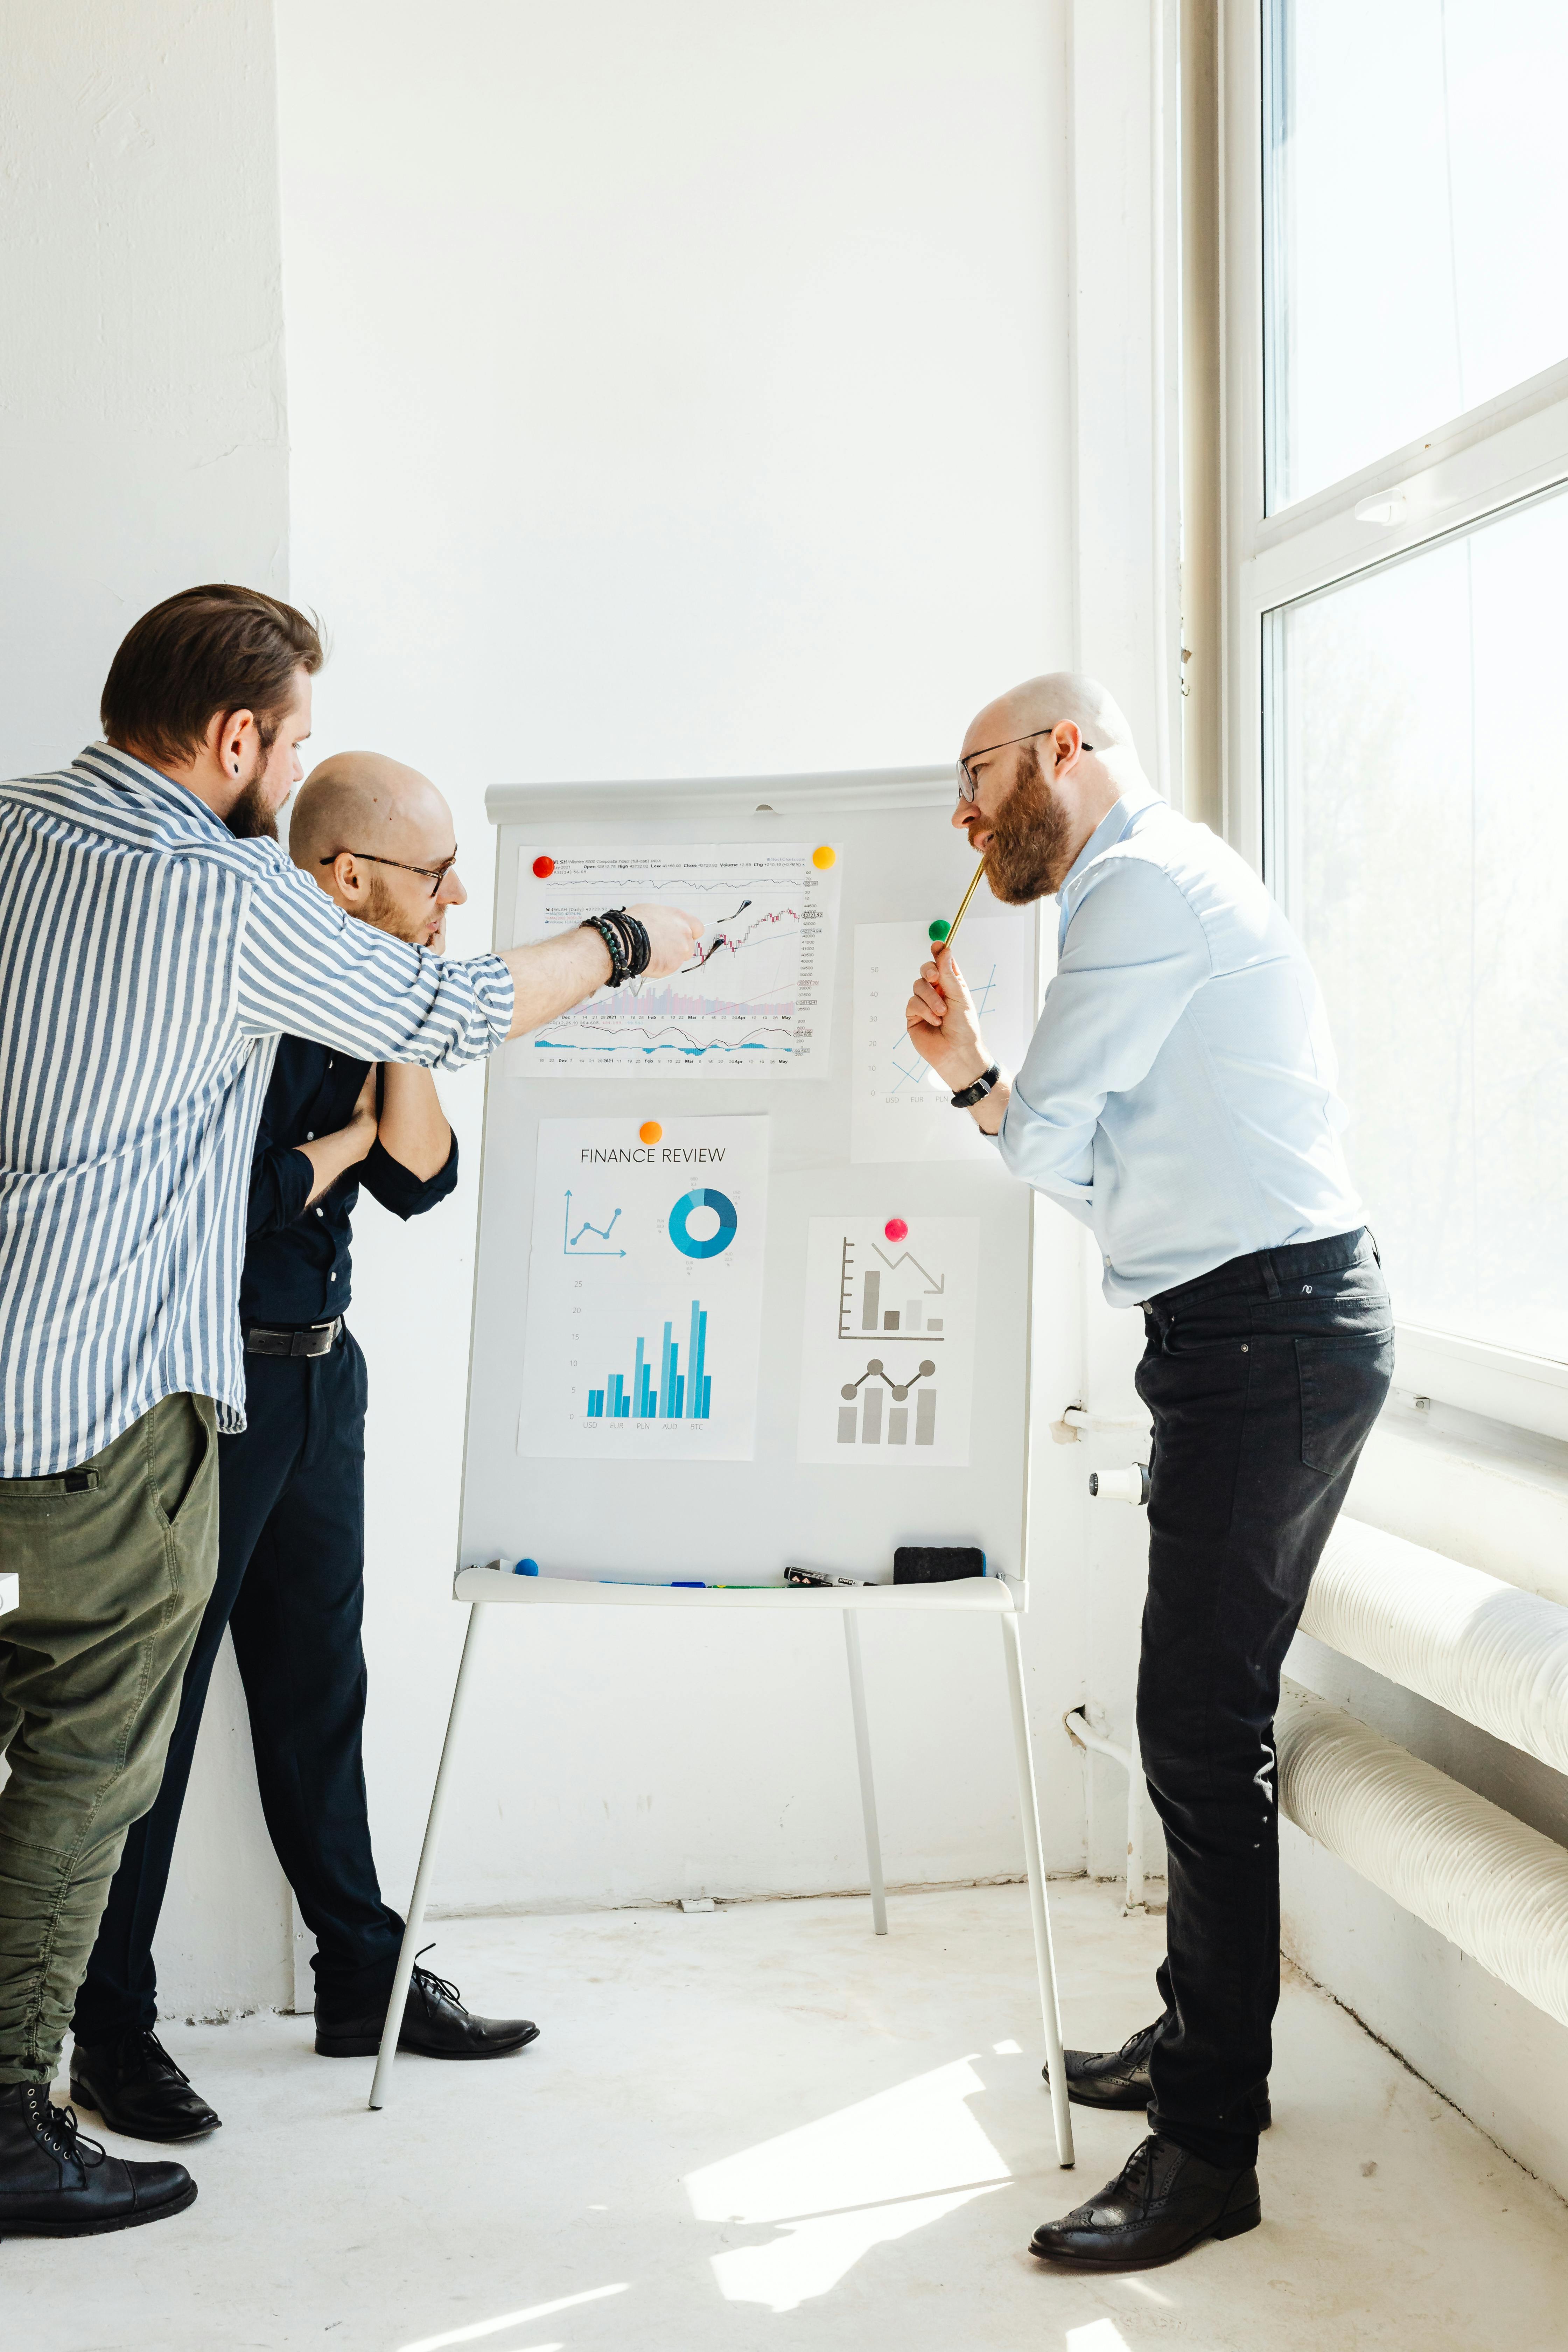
457, 767, 1043, 1586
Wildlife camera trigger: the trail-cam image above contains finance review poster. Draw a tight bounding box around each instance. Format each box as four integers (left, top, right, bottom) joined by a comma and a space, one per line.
518, 1117, 769, 1462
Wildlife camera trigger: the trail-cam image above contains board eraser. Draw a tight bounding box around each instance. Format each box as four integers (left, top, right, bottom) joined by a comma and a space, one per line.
893, 1546, 986, 1584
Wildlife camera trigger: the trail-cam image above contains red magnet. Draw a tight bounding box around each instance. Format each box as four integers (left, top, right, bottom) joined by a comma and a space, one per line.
884, 1218, 908, 1242
531, 854, 555, 878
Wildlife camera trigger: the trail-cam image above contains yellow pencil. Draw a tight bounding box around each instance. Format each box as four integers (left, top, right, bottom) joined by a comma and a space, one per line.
928, 857, 987, 957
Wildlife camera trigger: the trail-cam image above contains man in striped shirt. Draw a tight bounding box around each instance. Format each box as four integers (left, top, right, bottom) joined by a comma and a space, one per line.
0, 584, 698, 2238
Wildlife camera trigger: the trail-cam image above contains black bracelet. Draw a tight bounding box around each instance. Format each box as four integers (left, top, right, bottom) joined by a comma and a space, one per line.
607, 906, 651, 980
580, 914, 629, 986
950, 1062, 1001, 1109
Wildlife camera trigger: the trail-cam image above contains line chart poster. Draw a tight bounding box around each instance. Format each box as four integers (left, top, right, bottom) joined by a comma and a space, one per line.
513, 844, 840, 1076
796, 1216, 979, 1467
518, 1117, 769, 1461
852, 919, 1035, 1163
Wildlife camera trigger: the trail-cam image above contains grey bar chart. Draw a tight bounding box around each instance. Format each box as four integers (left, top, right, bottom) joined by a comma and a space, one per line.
836, 1357, 938, 1446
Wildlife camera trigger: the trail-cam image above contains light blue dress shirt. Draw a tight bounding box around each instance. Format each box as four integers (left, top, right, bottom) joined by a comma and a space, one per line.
994, 782, 1364, 1306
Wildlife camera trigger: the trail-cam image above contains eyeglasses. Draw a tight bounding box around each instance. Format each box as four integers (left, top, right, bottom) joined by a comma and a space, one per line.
320, 850, 459, 900
956, 730, 1093, 803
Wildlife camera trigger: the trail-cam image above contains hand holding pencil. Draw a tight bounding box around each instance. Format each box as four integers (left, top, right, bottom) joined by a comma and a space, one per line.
904, 855, 1000, 1101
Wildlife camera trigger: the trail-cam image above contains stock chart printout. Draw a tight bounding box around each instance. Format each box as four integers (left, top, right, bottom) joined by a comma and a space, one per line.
851, 919, 1035, 1163
796, 1217, 979, 1467
518, 1118, 769, 1461
513, 845, 841, 1076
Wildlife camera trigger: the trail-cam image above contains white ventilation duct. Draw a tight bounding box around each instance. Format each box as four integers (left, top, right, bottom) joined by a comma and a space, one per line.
1299, 1517, 1568, 1778
1277, 1682, 1568, 2030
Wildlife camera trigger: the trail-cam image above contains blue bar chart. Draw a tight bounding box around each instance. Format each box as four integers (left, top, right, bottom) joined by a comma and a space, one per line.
586, 1300, 712, 1421
520, 1118, 767, 1463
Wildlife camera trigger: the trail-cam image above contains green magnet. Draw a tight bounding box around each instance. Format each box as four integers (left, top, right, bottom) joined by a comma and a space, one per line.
928, 919, 951, 943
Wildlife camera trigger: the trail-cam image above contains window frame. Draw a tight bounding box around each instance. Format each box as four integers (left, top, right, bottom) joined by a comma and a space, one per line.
1215, 0, 1568, 1437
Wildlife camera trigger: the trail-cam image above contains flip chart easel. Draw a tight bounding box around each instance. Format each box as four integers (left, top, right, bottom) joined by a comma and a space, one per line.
369, 765, 1075, 2169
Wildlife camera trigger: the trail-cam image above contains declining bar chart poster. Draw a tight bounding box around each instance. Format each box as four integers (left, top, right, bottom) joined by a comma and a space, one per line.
851, 919, 1035, 1163
517, 1118, 769, 1461
796, 1218, 980, 1468
513, 844, 840, 1076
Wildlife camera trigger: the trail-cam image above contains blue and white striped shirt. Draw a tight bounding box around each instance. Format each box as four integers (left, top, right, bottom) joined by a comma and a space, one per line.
0, 745, 513, 1476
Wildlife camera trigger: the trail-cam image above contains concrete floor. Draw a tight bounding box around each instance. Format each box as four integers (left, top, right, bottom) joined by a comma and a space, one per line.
9, 1880, 1568, 2350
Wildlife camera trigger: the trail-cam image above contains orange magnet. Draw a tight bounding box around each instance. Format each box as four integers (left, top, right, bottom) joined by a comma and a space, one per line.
811, 845, 836, 870
639, 1120, 663, 1145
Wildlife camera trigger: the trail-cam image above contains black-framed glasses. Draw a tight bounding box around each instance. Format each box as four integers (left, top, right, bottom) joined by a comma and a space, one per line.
956, 730, 1093, 803
320, 849, 459, 900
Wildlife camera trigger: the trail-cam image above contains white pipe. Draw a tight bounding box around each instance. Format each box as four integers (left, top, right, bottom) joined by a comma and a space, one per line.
1064, 1707, 1145, 1911
1300, 1518, 1568, 1779
1060, 1405, 1148, 1435
1277, 1680, 1568, 2031
1088, 1463, 1150, 1505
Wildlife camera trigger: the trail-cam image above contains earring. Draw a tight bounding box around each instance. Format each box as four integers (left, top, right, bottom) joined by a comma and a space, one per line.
232, 762, 240, 777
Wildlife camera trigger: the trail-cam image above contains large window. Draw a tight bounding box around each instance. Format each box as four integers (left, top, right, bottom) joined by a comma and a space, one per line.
1262, 0, 1568, 510
1221, 0, 1568, 1427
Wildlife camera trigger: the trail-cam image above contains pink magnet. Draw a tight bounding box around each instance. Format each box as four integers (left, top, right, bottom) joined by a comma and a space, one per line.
884, 1218, 908, 1242
532, 854, 555, 878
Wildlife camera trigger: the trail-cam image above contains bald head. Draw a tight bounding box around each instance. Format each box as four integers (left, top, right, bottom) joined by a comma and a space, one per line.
962, 672, 1137, 764
954, 670, 1149, 904
288, 750, 450, 872
289, 749, 467, 950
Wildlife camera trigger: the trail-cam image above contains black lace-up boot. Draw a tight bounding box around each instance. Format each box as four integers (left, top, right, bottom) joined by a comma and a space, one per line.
1029, 2132, 1260, 2268
70, 2029, 222, 2143
315, 1948, 539, 2060
0, 2082, 196, 2237
1043, 2014, 1271, 2128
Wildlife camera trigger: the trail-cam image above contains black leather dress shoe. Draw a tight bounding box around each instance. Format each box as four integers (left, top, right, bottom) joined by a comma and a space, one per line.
1044, 2015, 1271, 2130
316, 1952, 540, 2060
1029, 2133, 1260, 2269
70, 2029, 222, 2143
0, 2082, 196, 2238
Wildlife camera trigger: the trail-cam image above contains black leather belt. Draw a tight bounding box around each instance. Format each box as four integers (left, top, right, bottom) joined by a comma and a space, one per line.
244, 1317, 343, 1358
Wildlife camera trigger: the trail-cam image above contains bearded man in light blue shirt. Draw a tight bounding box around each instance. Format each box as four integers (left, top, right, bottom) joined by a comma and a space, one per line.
907, 672, 1393, 2273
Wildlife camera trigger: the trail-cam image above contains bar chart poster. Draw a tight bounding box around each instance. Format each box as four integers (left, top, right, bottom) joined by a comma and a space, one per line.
852, 919, 1035, 1163
512, 844, 840, 1076
517, 1118, 769, 1461
796, 1218, 980, 1467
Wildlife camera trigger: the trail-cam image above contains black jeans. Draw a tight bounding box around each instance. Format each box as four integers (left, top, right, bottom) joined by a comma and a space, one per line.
1135, 1228, 1393, 2169
73, 1332, 404, 2043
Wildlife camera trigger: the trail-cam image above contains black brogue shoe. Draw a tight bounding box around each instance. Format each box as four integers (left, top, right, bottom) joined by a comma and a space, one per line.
1029, 2133, 1260, 2269
70, 2029, 222, 2143
1044, 2015, 1271, 2129
316, 1948, 539, 2061
0, 2082, 196, 2238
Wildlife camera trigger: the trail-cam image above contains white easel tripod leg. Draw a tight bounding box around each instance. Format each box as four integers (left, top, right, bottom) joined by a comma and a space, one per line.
842, 1614, 887, 1937
1001, 1609, 1075, 2168
369, 1602, 487, 2111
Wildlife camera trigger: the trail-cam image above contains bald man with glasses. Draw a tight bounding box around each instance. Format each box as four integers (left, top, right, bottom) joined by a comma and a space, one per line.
909, 673, 1392, 2270
70, 755, 538, 2144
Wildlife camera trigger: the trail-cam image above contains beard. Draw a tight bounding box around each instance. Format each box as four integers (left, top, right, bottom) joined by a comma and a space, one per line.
361, 874, 430, 944
982, 742, 1075, 903
223, 777, 279, 841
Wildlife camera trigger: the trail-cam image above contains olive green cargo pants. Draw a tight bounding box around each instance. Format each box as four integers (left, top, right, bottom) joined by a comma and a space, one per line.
0, 1393, 218, 2084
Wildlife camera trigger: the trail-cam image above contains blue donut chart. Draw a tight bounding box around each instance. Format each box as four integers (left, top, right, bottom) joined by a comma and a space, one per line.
668, 1187, 739, 1260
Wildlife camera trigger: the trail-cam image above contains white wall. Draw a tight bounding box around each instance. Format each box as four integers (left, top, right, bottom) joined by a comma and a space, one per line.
0, 0, 1174, 2014
0, 0, 294, 2017
274, 0, 1180, 1916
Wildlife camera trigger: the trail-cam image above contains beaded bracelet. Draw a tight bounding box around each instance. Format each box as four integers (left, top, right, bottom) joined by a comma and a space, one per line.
579, 908, 653, 988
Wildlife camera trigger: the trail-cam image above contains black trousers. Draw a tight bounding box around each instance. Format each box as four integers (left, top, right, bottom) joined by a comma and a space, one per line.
1135, 1228, 1393, 2170
73, 1331, 404, 2043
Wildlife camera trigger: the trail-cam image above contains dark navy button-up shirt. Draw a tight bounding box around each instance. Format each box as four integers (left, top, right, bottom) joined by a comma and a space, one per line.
240, 1035, 459, 1328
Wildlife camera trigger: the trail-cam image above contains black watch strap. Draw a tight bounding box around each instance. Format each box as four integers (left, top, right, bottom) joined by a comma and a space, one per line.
950, 1062, 1001, 1109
